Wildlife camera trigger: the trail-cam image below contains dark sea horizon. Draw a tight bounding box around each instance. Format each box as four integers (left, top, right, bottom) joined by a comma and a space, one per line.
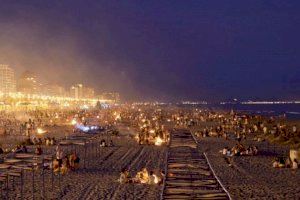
213, 104, 300, 120
180, 103, 300, 120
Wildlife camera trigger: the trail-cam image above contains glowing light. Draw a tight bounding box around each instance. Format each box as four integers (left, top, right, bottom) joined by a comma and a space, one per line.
115, 114, 121, 121
71, 119, 77, 125
37, 128, 46, 135
75, 124, 90, 132
134, 134, 139, 142
155, 137, 163, 146
154, 174, 159, 184
81, 105, 89, 109
149, 129, 155, 134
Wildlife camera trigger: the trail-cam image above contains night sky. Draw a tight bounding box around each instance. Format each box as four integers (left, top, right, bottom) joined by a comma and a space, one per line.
0, 0, 299, 101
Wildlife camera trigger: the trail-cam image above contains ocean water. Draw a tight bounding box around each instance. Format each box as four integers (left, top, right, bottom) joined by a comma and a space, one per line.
212, 104, 300, 120
179, 104, 300, 120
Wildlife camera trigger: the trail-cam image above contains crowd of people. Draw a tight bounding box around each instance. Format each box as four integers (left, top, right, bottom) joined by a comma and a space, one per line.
272, 157, 298, 169
118, 167, 164, 185
164, 108, 299, 170
220, 144, 258, 156
52, 145, 80, 175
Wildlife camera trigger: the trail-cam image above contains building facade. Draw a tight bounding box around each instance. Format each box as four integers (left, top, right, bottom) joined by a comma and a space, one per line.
0, 64, 16, 95
70, 84, 84, 99
45, 84, 66, 97
17, 71, 40, 95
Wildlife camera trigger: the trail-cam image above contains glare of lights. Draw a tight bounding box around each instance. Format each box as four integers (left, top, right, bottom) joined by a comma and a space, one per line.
115, 115, 121, 120
71, 119, 77, 125
155, 137, 163, 146
154, 174, 159, 184
149, 129, 155, 134
37, 128, 46, 135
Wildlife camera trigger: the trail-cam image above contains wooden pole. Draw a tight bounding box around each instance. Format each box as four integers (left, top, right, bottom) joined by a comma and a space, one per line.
21, 168, 23, 200
32, 164, 35, 200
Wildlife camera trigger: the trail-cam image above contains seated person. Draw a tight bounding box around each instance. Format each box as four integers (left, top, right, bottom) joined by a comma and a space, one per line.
45, 138, 50, 146
148, 171, 156, 184
109, 140, 114, 147
252, 146, 258, 155
35, 146, 43, 155
285, 157, 292, 168
275, 157, 285, 168
52, 159, 60, 173
221, 147, 228, 155
32, 137, 38, 145
69, 153, 80, 170
21, 145, 28, 153
100, 139, 107, 147
158, 170, 165, 185
38, 138, 43, 145
50, 138, 56, 146
273, 158, 280, 168
14, 145, 21, 153
292, 159, 298, 170
60, 157, 70, 175
135, 168, 149, 184
118, 168, 130, 184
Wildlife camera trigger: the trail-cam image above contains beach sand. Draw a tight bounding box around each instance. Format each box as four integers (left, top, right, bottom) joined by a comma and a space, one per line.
1, 126, 167, 200
1, 120, 300, 199
196, 137, 300, 199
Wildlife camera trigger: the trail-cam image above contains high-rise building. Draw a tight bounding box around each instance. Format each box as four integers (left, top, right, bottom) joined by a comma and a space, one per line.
45, 84, 66, 97
83, 87, 95, 99
70, 84, 84, 99
17, 71, 39, 94
0, 64, 16, 95
100, 92, 120, 103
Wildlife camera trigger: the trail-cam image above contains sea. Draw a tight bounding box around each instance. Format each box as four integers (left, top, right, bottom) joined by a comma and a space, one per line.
180, 104, 300, 120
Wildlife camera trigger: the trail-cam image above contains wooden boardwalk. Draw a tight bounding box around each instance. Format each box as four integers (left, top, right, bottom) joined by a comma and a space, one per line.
162, 129, 230, 200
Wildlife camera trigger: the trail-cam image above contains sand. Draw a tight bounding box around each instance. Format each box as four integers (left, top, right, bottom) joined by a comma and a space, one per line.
1, 127, 167, 200
196, 137, 300, 199
1, 120, 300, 199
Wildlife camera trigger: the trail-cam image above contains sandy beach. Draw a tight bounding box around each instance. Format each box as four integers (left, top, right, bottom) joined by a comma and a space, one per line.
190, 117, 300, 200
0, 126, 167, 200
1, 109, 300, 200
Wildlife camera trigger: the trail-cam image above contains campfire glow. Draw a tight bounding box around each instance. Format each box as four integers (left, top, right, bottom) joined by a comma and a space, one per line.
37, 128, 46, 135
115, 115, 121, 120
155, 137, 163, 146
71, 119, 77, 125
134, 134, 139, 142
154, 174, 159, 184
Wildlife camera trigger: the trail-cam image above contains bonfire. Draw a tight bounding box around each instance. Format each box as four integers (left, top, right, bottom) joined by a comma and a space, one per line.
155, 137, 164, 146
37, 128, 47, 135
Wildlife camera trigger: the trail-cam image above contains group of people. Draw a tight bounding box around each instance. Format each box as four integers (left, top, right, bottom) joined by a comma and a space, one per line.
118, 167, 164, 185
53, 146, 80, 175
272, 157, 298, 170
13, 145, 28, 153
100, 139, 114, 147
195, 126, 229, 139
221, 144, 258, 156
